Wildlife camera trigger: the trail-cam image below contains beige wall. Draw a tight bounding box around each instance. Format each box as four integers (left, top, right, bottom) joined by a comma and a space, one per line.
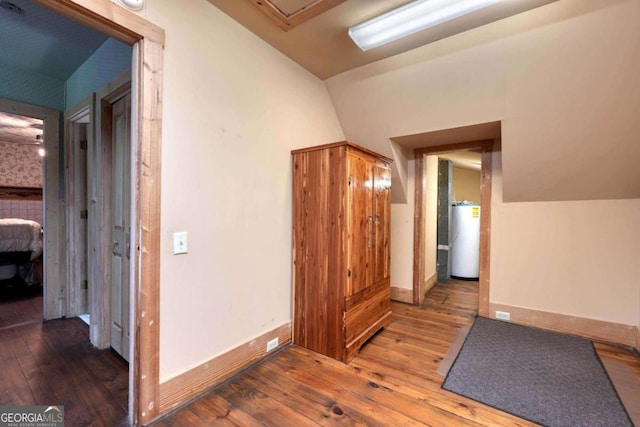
325, 0, 640, 328
452, 166, 480, 204
491, 152, 640, 325
137, 0, 345, 382
390, 154, 414, 290
424, 156, 438, 284
326, 0, 640, 203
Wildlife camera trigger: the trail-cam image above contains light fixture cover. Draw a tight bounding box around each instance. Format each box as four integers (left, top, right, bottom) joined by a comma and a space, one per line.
349, 0, 502, 51
117, 0, 144, 11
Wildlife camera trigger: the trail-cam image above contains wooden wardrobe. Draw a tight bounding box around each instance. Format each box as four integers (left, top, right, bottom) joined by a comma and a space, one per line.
291, 141, 392, 363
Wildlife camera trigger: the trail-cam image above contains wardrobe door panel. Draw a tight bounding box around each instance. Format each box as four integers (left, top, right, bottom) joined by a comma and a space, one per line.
373, 161, 391, 284
346, 151, 372, 298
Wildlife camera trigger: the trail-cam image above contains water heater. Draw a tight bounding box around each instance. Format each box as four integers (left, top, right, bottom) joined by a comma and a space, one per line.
451, 203, 480, 279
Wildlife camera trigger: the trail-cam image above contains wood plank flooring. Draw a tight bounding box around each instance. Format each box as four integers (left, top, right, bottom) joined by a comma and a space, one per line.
2, 281, 638, 426
152, 280, 640, 426
0, 286, 129, 426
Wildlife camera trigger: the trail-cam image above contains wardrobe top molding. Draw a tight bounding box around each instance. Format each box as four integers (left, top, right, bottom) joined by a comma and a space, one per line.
291, 141, 393, 164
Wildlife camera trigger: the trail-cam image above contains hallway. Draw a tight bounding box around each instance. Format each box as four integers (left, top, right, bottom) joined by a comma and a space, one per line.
0, 286, 129, 426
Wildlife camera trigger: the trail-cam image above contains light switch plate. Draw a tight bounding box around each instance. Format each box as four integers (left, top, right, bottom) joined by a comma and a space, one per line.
173, 231, 188, 254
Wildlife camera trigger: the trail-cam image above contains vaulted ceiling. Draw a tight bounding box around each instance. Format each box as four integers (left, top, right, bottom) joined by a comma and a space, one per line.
207, 0, 559, 79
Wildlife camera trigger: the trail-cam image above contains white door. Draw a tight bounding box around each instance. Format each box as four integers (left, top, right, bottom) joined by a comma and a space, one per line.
110, 93, 131, 362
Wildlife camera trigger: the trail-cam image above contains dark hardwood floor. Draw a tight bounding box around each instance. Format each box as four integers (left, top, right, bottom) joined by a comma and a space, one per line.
152, 280, 640, 427
0, 284, 129, 427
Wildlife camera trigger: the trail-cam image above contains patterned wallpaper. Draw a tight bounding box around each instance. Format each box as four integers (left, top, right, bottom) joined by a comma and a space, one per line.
0, 141, 43, 187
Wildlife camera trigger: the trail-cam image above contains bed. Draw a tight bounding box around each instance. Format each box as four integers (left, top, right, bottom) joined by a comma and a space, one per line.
0, 218, 43, 287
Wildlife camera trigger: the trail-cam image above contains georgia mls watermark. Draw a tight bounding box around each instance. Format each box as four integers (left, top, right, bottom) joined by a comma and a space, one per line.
0, 406, 64, 427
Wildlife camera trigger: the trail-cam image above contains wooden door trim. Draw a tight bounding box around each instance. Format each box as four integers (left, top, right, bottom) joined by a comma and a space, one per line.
64, 95, 94, 318
0, 98, 62, 320
413, 139, 494, 157
413, 141, 496, 316
412, 155, 424, 305
39, 1, 165, 425
478, 152, 492, 315
32, 0, 164, 45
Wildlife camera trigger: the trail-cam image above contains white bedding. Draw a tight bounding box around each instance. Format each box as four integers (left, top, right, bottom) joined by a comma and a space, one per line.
0, 218, 43, 260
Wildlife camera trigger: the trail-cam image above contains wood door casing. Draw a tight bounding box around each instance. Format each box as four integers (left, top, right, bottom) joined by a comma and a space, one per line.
65, 117, 90, 317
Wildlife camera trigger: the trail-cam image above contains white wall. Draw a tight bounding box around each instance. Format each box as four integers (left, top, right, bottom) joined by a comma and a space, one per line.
136, 0, 345, 382
326, 0, 640, 327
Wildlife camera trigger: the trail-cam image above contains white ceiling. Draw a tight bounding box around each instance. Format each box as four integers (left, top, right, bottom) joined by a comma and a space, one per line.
0, 111, 42, 145
439, 151, 482, 171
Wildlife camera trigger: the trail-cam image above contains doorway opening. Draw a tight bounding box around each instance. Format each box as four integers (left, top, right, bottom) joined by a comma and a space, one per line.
389, 121, 500, 316
0, 0, 164, 424
0, 110, 45, 309
413, 139, 497, 316
431, 151, 483, 284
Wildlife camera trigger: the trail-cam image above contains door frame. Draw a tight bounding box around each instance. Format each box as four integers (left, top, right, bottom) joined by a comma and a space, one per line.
64, 95, 94, 318
35, 1, 165, 425
0, 98, 63, 320
413, 140, 497, 316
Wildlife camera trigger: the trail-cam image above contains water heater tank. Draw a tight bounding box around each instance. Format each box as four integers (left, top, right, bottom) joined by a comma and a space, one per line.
451, 203, 480, 279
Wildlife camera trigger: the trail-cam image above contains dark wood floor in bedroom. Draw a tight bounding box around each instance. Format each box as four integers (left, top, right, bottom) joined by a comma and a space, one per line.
0, 285, 129, 427
151, 280, 640, 426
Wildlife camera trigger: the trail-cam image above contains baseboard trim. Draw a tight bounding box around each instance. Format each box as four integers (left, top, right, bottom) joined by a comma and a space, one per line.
489, 303, 637, 348
635, 326, 640, 352
390, 286, 412, 304
158, 322, 291, 413
422, 273, 437, 299
393, 273, 436, 305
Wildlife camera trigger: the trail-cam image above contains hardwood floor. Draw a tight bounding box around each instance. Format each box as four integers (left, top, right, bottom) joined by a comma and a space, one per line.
0, 285, 129, 427
2, 281, 637, 426
153, 280, 640, 426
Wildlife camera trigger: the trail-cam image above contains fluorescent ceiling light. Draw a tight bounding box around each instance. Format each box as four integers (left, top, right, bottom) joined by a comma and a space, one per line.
349, 0, 503, 51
